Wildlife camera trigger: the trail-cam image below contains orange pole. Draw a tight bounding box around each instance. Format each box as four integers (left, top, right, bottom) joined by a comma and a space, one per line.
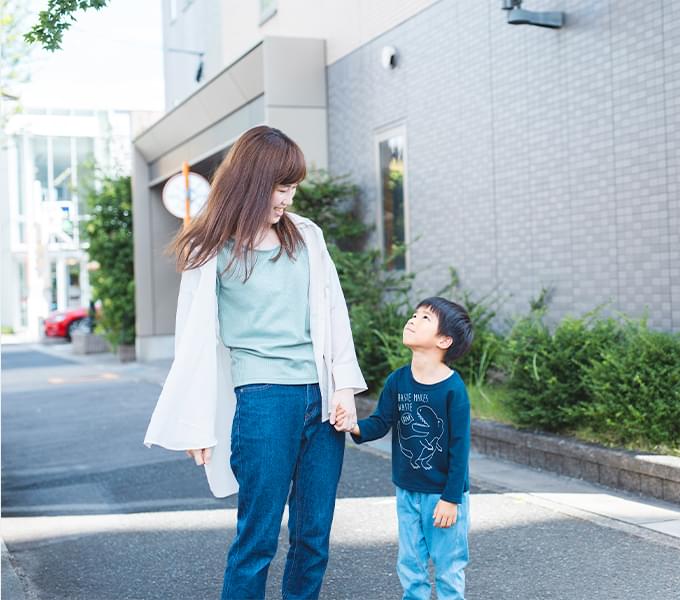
182, 161, 191, 226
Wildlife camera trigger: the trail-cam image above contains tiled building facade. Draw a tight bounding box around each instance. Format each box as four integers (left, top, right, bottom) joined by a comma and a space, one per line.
327, 0, 679, 330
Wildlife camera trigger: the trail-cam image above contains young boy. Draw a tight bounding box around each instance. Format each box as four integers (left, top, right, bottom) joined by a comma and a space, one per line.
336, 297, 474, 600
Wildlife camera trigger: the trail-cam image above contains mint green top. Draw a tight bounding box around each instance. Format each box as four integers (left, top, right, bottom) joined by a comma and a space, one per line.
216, 241, 319, 388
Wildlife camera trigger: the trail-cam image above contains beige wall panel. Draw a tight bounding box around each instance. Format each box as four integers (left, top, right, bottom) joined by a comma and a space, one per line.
132, 148, 154, 338
266, 106, 328, 170
263, 38, 327, 108
149, 185, 180, 336
148, 96, 265, 184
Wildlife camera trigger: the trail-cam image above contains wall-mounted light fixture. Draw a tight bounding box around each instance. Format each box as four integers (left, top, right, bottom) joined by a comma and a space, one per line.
166, 47, 206, 82
501, 0, 564, 29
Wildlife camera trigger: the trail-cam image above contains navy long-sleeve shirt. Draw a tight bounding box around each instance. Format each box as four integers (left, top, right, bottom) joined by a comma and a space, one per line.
351, 365, 470, 504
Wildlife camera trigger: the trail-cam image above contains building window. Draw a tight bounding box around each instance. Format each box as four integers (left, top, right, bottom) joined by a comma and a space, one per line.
18, 261, 28, 327
17, 221, 26, 244
376, 128, 407, 271
260, 0, 277, 24
52, 136, 72, 202
50, 261, 58, 311
31, 137, 49, 200
67, 260, 81, 308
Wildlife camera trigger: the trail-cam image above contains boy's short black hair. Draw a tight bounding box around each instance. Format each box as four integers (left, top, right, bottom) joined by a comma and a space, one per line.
416, 297, 474, 364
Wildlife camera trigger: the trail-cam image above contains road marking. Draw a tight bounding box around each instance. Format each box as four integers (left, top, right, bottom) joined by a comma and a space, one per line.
2, 496, 227, 516
47, 373, 121, 385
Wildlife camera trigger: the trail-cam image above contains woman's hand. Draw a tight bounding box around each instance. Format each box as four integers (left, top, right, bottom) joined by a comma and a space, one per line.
330, 388, 357, 432
186, 448, 212, 466
335, 406, 360, 435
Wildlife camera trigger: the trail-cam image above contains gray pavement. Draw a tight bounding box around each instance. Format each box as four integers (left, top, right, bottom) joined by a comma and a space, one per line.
2, 343, 680, 600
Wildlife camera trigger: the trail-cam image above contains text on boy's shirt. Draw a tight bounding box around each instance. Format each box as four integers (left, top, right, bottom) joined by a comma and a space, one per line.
398, 392, 430, 412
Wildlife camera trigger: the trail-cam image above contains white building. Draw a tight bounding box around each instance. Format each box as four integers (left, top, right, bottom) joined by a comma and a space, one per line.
1, 108, 137, 338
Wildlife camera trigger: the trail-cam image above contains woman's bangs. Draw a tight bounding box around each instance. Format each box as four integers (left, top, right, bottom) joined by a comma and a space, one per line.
277, 145, 307, 185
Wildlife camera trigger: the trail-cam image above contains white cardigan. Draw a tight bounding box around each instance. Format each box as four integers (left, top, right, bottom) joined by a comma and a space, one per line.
144, 213, 367, 497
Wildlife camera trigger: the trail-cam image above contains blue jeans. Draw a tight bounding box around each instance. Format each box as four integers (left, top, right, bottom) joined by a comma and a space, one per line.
221, 383, 344, 600
396, 487, 470, 600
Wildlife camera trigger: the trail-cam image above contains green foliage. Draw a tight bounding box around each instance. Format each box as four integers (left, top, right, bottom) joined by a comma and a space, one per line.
1, 0, 31, 86
84, 172, 135, 349
468, 383, 515, 424
580, 322, 680, 447
329, 237, 413, 392
294, 170, 413, 392
24, 0, 108, 51
505, 309, 621, 431
1, 0, 32, 128
294, 170, 368, 249
435, 267, 506, 386
505, 307, 680, 448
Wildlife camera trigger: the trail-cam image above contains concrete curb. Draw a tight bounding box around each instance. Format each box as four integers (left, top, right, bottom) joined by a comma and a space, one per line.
471, 419, 680, 504
2, 539, 28, 600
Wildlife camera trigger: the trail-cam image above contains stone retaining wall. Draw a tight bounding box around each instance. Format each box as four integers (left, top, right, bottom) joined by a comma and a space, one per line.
472, 419, 680, 504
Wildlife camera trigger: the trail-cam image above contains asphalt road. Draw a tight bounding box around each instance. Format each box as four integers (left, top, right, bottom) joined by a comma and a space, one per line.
2, 346, 679, 599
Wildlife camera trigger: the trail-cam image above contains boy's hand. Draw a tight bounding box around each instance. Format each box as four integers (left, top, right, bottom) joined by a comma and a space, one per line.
329, 388, 357, 432
433, 499, 458, 528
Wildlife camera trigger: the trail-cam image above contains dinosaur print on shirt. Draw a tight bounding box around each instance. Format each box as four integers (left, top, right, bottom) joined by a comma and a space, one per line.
398, 402, 445, 470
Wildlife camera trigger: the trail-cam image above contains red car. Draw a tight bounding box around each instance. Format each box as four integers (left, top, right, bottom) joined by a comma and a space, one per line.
44, 307, 89, 340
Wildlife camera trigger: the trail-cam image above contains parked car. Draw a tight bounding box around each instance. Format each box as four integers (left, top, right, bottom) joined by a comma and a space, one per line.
43, 307, 90, 340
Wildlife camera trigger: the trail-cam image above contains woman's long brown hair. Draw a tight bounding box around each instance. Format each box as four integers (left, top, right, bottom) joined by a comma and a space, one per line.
168, 126, 307, 280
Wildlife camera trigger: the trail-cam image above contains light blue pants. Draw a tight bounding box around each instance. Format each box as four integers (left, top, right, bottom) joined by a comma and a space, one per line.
396, 487, 470, 600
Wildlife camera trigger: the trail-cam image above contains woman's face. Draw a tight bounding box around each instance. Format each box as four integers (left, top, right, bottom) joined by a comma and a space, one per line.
268, 183, 298, 225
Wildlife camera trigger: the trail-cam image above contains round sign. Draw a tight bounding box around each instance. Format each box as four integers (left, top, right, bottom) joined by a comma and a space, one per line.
161, 171, 211, 219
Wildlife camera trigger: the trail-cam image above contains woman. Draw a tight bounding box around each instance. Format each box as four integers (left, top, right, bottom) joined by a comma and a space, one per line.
144, 126, 367, 600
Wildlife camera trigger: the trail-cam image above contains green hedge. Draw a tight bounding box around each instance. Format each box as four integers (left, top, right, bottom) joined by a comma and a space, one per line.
505, 310, 680, 449
504, 311, 621, 431
580, 323, 680, 447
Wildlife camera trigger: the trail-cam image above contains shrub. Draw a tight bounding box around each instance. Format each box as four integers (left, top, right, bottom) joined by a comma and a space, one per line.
435, 268, 506, 386
331, 246, 414, 391
505, 309, 621, 431
580, 321, 680, 447
293, 170, 368, 249
84, 173, 135, 349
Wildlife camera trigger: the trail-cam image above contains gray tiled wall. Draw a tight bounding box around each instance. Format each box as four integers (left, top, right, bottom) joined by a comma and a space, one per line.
327, 0, 679, 331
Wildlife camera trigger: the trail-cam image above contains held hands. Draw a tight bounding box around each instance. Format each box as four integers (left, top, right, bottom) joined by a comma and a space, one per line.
433, 499, 458, 528
334, 405, 360, 436
186, 448, 212, 466
329, 388, 357, 433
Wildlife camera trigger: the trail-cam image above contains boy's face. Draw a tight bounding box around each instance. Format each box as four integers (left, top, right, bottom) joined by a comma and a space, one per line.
403, 306, 453, 356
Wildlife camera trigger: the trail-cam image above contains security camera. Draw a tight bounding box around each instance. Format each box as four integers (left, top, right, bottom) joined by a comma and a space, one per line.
381, 46, 398, 70
501, 0, 564, 28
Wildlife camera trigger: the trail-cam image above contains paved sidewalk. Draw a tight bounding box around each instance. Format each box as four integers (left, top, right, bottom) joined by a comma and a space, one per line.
363, 433, 680, 547
3, 344, 680, 599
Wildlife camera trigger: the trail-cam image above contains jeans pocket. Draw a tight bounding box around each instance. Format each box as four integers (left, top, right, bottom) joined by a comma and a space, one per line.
235, 383, 273, 395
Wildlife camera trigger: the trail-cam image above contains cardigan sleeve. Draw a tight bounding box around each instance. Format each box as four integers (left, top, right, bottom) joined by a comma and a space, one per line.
324, 246, 368, 395
144, 262, 220, 451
